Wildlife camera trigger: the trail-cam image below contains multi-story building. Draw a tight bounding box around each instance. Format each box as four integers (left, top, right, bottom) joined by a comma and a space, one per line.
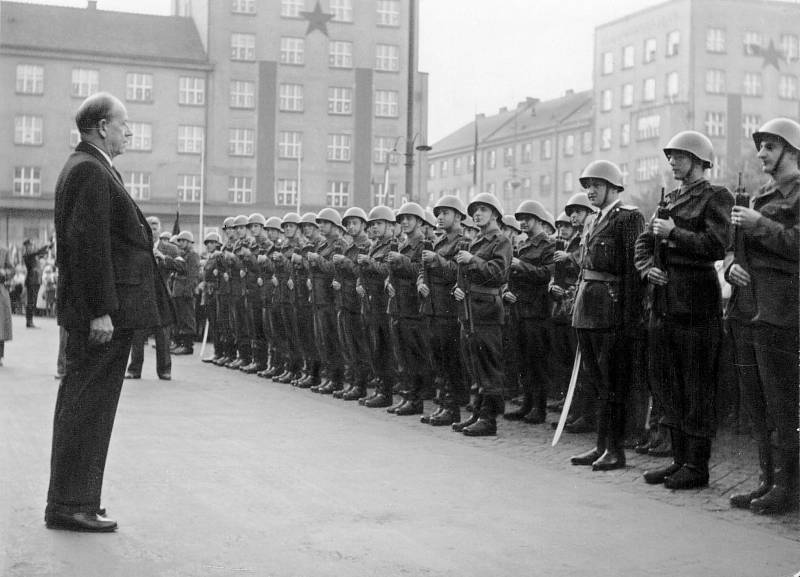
426, 90, 594, 218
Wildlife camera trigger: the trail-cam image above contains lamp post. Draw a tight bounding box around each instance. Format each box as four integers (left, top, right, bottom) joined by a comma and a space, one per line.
382, 134, 431, 207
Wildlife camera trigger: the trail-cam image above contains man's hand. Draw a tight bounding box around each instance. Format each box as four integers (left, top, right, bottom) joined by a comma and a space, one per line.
239, 269, 246, 278
356, 285, 366, 298
89, 314, 113, 345
503, 291, 517, 304
652, 217, 676, 238
455, 250, 473, 264
257, 254, 267, 264
422, 250, 436, 264
553, 250, 570, 263
357, 254, 370, 265
291, 253, 303, 264
223, 272, 229, 282
453, 287, 465, 301
386, 282, 396, 298
332, 280, 341, 290
647, 267, 669, 286
287, 278, 294, 291
550, 285, 566, 298
332, 254, 345, 264
511, 257, 521, 268
387, 251, 402, 264
418, 283, 430, 297
728, 263, 752, 287
731, 206, 760, 229
271, 276, 278, 287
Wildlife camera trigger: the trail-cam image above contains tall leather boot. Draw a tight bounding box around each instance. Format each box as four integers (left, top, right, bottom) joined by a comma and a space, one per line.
592, 403, 626, 471
643, 427, 684, 484
750, 449, 799, 515
462, 394, 500, 436
730, 442, 773, 508
503, 392, 532, 421
452, 393, 481, 432
523, 386, 547, 424
664, 435, 710, 490
571, 403, 608, 465
647, 423, 673, 458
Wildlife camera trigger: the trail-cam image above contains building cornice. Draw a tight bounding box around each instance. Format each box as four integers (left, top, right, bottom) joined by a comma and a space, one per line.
0, 45, 212, 71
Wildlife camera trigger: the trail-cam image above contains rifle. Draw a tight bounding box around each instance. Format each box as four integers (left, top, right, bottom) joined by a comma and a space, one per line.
652, 186, 669, 320
553, 237, 567, 287
456, 238, 474, 335
385, 240, 399, 315
419, 238, 434, 315
730, 172, 756, 317
356, 244, 371, 319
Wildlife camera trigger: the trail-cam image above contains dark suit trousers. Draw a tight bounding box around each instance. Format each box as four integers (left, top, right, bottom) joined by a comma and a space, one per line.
47, 328, 134, 515
127, 327, 171, 375
25, 283, 39, 324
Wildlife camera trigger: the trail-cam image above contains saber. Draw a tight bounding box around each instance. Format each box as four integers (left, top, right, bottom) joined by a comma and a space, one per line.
199, 318, 210, 359
552, 349, 581, 447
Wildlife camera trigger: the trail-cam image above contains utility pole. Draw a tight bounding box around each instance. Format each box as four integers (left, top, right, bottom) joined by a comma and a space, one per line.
405, 0, 416, 202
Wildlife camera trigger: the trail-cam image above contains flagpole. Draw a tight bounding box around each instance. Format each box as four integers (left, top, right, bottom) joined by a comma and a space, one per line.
199, 145, 205, 240
296, 155, 302, 214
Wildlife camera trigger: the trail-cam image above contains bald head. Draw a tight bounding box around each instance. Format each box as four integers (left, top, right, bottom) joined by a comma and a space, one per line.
75, 92, 122, 135
74, 92, 131, 158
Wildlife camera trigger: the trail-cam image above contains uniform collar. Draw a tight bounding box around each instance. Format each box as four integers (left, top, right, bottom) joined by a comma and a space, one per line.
476, 222, 501, 241
767, 171, 800, 198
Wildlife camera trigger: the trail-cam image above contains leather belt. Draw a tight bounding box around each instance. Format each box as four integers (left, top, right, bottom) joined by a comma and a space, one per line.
582, 270, 619, 282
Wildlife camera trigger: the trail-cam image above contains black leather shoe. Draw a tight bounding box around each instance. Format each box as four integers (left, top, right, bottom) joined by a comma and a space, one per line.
213, 356, 232, 366
358, 391, 376, 405
124, 372, 141, 380
158, 372, 171, 381
421, 406, 445, 424
171, 346, 193, 355
452, 414, 479, 432
634, 439, 653, 454
298, 376, 319, 389
45, 511, 117, 532
365, 393, 393, 408
386, 398, 406, 413
522, 407, 546, 424
225, 358, 244, 369
570, 447, 602, 466
643, 462, 682, 485
462, 418, 497, 437
591, 449, 626, 471
240, 362, 260, 374
502, 406, 531, 421
318, 381, 342, 395
201, 356, 217, 363
394, 400, 423, 416
663, 465, 708, 490
750, 485, 796, 515
430, 408, 460, 427
276, 371, 297, 384
647, 437, 673, 458
333, 384, 351, 399
342, 387, 366, 401
730, 482, 772, 509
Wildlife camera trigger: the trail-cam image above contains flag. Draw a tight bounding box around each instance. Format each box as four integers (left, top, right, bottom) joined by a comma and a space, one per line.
472, 115, 479, 187
172, 210, 181, 236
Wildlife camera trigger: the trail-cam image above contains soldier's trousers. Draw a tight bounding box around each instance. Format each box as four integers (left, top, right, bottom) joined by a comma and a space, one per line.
279, 301, 303, 372
337, 308, 370, 385
548, 321, 577, 399
205, 297, 218, 354
174, 296, 196, 343
248, 294, 267, 366
461, 322, 504, 397
368, 311, 395, 395
514, 316, 551, 410
429, 316, 465, 406
648, 317, 721, 439
501, 314, 520, 397
217, 294, 234, 358
296, 303, 319, 366
394, 317, 430, 400
313, 304, 342, 380
577, 328, 627, 440
232, 295, 252, 362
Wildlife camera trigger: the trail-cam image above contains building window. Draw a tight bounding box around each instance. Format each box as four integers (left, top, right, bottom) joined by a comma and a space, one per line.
375, 90, 399, 117
666, 30, 680, 57
781, 34, 799, 61
330, 0, 353, 22
711, 156, 726, 181
230, 80, 255, 109
276, 178, 298, 207
372, 182, 397, 207
375, 44, 400, 72
228, 176, 254, 204
468, 153, 476, 173
582, 131, 592, 153
280, 83, 304, 112
779, 75, 798, 100
374, 136, 399, 164
125, 73, 153, 102
327, 181, 350, 207
644, 37, 656, 63
327, 133, 352, 162
329, 40, 353, 68
13, 166, 41, 196
178, 125, 204, 154
487, 149, 496, 169
503, 146, 514, 167
440, 160, 448, 178
179, 76, 205, 106
328, 86, 352, 114
602, 51, 613, 75
231, 0, 255, 14
428, 163, 436, 179
635, 157, 660, 182
125, 172, 151, 201
16, 64, 43, 94
128, 122, 152, 151
643, 77, 656, 102
563, 134, 575, 157
563, 171, 574, 193
600, 127, 612, 150
231, 33, 256, 61
376, 0, 399, 26
502, 180, 514, 205
280, 37, 305, 65
706, 27, 726, 53
454, 156, 463, 175
620, 122, 631, 147
541, 139, 552, 160
14, 115, 43, 145
601, 89, 612, 112
704, 112, 726, 137
743, 31, 762, 56
69, 128, 81, 148
705, 69, 726, 94
622, 45, 634, 69
522, 142, 533, 163
71, 68, 98, 97
278, 131, 302, 158
742, 114, 761, 139
281, 0, 303, 18
177, 174, 202, 202
229, 128, 255, 156
636, 114, 660, 140
539, 174, 552, 195
743, 72, 763, 96
621, 83, 634, 107
521, 177, 531, 194
619, 163, 629, 186
666, 72, 679, 99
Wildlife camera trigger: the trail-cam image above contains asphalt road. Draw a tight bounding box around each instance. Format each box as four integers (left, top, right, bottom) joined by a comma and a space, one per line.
1, 316, 797, 577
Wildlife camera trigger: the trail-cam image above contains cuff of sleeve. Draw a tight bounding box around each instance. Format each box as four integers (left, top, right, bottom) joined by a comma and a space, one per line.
750, 215, 782, 239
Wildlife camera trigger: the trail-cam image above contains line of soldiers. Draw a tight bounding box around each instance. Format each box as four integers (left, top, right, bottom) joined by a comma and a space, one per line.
198, 117, 798, 515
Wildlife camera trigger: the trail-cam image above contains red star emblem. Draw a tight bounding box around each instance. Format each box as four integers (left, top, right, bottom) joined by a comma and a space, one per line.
752, 39, 784, 71
301, 1, 333, 36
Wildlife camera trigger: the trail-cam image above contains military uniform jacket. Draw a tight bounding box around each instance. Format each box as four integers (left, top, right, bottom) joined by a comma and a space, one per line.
550, 231, 582, 322
390, 232, 424, 319
727, 172, 799, 327
459, 225, 512, 326
417, 231, 463, 318
360, 236, 393, 314
226, 238, 244, 298
296, 237, 320, 306
572, 201, 645, 330
274, 237, 305, 304
635, 178, 732, 320
509, 232, 554, 319
164, 246, 200, 299
335, 233, 372, 313
203, 250, 222, 297
310, 235, 349, 307
216, 240, 235, 296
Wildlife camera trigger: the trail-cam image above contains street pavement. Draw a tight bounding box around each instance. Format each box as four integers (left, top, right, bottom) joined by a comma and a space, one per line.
1, 315, 798, 577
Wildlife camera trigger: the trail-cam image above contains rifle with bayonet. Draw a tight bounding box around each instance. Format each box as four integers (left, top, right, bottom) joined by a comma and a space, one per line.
730, 171, 756, 317
651, 186, 669, 321
419, 239, 434, 315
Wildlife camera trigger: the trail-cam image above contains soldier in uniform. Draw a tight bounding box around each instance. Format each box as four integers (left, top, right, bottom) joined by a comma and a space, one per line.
418, 195, 467, 426
212, 217, 237, 366
258, 217, 283, 378
272, 213, 306, 383
570, 160, 645, 470
224, 215, 251, 369
200, 231, 223, 363
332, 207, 372, 400
386, 202, 429, 416
503, 200, 555, 424
452, 193, 513, 437
500, 215, 522, 405
239, 213, 271, 374
164, 231, 200, 355
307, 209, 349, 394
291, 212, 323, 387
727, 118, 799, 514
635, 132, 732, 489
357, 206, 397, 408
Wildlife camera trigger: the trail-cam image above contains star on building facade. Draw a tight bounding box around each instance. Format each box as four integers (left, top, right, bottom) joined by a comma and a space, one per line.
754, 39, 785, 70
301, 1, 333, 36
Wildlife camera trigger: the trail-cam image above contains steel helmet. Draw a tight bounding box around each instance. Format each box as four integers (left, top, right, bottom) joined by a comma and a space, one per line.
462, 215, 478, 230
281, 212, 302, 226
204, 231, 222, 244
159, 231, 171, 240
514, 200, 555, 231
663, 130, 714, 168
265, 216, 283, 230
342, 207, 369, 224
423, 209, 437, 228
753, 117, 800, 152
433, 195, 466, 218
177, 230, 194, 243
395, 202, 426, 223
555, 212, 571, 227
300, 212, 319, 226
316, 207, 344, 229
579, 160, 625, 191
502, 214, 522, 233
467, 192, 504, 220
232, 214, 249, 228
222, 217, 235, 230
367, 205, 395, 223
247, 213, 266, 227
169, 235, 178, 243
564, 192, 596, 216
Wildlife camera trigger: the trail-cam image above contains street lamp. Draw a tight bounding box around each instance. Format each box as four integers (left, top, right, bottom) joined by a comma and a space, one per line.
381, 134, 431, 207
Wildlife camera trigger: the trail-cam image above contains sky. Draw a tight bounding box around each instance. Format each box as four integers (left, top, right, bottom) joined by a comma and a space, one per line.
12, 0, 680, 141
